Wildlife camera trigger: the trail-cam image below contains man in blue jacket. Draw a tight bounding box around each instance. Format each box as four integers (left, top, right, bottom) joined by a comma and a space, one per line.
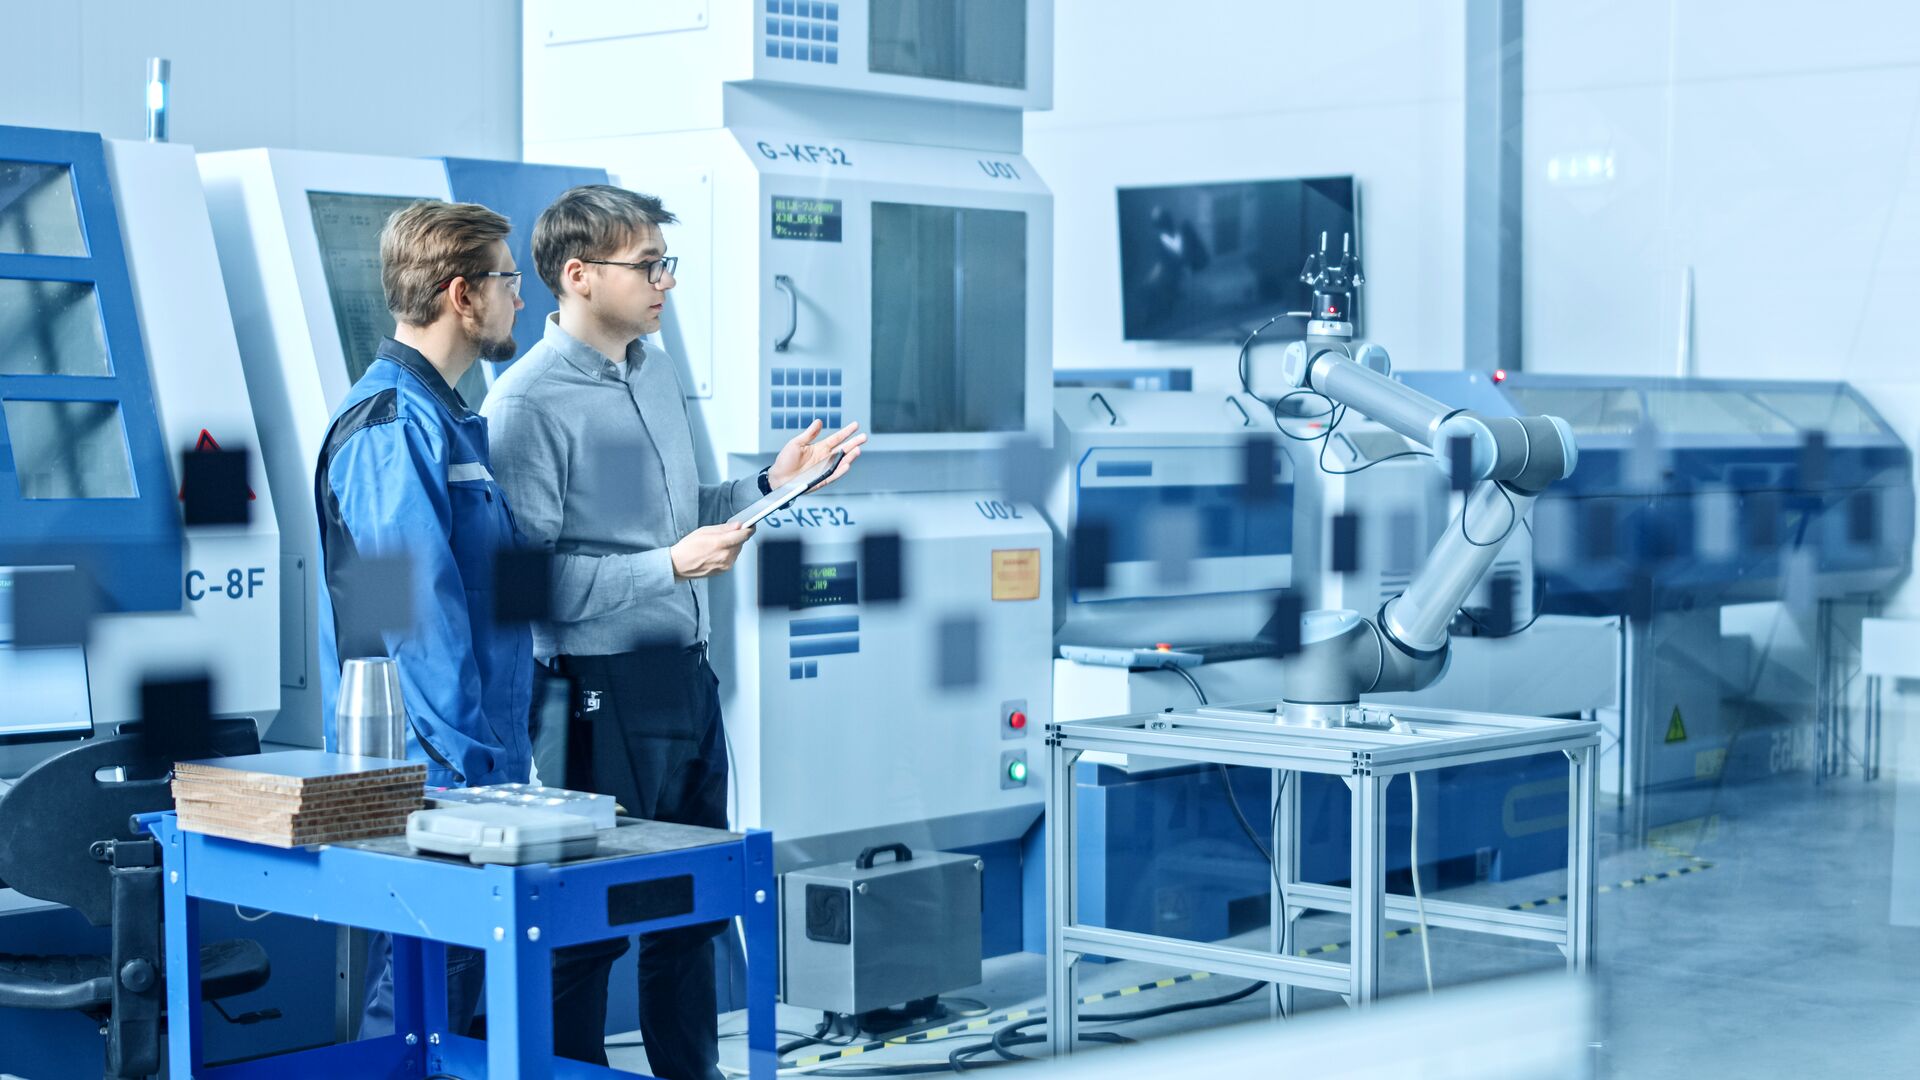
315, 200, 608, 1061
317, 200, 529, 789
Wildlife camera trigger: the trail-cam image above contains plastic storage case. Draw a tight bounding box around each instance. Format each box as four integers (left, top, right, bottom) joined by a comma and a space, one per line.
406, 804, 599, 865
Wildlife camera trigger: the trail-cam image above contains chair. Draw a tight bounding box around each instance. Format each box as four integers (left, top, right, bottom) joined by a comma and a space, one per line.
0, 720, 272, 1077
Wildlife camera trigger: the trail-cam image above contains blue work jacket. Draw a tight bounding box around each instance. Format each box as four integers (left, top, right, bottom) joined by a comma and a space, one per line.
315, 339, 533, 789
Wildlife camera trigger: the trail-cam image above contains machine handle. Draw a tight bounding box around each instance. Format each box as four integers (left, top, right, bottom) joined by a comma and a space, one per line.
1089, 391, 1120, 427
854, 842, 913, 869
1226, 395, 1253, 426
774, 274, 798, 352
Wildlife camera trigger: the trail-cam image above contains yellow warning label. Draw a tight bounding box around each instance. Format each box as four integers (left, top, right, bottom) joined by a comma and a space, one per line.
991, 548, 1042, 601
1665, 707, 1688, 743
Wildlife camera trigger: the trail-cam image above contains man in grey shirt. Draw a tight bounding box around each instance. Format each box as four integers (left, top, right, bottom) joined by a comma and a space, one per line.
482, 185, 862, 1079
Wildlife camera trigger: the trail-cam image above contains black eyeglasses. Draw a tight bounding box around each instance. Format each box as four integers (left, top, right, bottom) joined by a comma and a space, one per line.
437, 270, 522, 295
583, 256, 679, 284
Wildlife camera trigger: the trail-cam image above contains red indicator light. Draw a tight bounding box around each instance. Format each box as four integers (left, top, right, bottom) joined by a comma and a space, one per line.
1493, 369, 1508, 383
1009, 710, 1028, 730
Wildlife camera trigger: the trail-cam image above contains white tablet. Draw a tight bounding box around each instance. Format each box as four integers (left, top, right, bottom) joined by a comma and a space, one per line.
728, 451, 845, 528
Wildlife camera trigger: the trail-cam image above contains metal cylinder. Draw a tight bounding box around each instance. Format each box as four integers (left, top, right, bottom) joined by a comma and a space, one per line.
1384, 485, 1538, 653
1309, 352, 1460, 450
145, 58, 170, 143
332, 657, 408, 759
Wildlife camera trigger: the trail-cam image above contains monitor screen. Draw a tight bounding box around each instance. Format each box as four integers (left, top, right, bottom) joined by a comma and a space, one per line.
308, 191, 488, 405
1117, 176, 1357, 341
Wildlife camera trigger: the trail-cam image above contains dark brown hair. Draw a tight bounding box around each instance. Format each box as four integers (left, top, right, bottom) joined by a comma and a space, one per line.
532, 184, 677, 297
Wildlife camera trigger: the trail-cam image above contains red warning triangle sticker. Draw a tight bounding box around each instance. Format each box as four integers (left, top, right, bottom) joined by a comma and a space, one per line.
179, 428, 258, 501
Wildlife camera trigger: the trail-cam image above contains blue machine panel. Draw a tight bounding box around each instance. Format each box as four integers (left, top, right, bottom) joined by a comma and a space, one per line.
440, 157, 608, 366
0, 125, 181, 612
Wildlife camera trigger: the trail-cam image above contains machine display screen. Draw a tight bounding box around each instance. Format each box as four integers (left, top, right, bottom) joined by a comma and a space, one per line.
308, 191, 489, 405
0, 572, 94, 737
870, 203, 1026, 434
794, 561, 858, 609
869, 0, 1026, 89
1078, 484, 1293, 563
1118, 176, 1356, 341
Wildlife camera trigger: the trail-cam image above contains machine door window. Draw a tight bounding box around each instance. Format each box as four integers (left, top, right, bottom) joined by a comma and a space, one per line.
2, 399, 135, 500
869, 0, 1027, 89
0, 160, 88, 257
0, 278, 111, 376
870, 202, 1026, 435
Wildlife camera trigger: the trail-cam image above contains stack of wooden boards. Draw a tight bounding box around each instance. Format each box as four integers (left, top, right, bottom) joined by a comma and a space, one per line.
172, 751, 426, 847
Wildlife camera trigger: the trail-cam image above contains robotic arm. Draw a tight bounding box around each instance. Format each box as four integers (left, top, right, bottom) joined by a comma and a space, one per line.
1268, 239, 1579, 726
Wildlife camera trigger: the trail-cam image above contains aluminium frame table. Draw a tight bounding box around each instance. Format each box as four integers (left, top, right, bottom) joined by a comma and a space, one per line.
1045, 702, 1600, 1054
139, 811, 777, 1078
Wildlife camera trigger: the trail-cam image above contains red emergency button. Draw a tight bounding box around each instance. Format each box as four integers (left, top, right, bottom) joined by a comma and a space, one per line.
1008, 710, 1028, 730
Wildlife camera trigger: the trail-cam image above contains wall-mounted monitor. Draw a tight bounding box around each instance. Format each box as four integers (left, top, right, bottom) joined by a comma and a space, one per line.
1118, 175, 1357, 342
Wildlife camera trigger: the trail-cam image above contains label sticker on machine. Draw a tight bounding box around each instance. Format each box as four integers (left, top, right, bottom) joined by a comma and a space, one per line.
772, 196, 843, 242
794, 561, 858, 609
991, 549, 1041, 601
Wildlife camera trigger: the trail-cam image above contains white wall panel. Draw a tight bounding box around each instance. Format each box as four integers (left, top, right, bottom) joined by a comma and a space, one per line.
0, 0, 519, 159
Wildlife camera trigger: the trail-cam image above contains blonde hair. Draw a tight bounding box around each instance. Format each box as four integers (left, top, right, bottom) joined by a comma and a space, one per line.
379, 200, 512, 326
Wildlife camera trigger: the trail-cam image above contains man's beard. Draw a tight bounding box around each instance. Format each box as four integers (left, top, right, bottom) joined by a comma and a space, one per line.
477, 331, 518, 364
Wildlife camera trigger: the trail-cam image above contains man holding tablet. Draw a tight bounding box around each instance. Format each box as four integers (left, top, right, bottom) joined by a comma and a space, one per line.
482, 184, 862, 1078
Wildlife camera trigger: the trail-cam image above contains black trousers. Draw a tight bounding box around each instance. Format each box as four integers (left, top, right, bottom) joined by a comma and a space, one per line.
556, 645, 730, 1080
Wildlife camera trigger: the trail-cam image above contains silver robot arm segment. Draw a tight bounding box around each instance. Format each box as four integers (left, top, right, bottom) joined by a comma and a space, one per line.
1275, 349, 1579, 723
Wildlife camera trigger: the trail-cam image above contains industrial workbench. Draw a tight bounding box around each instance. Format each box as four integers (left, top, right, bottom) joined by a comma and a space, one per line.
1045, 702, 1600, 1054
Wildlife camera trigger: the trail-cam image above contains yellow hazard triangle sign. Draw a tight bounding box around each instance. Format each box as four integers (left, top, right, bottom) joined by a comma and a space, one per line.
1665, 707, 1688, 744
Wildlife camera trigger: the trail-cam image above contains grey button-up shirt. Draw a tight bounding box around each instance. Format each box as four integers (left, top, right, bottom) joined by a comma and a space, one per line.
481, 315, 759, 660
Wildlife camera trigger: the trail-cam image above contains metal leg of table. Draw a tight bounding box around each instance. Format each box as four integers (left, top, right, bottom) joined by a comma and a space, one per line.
1567, 745, 1598, 971
1349, 772, 1387, 1007
1271, 768, 1299, 1020
389, 935, 424, 1045
743, 830, 779, 1080
161, 851, 203, 1077
485, 933, 555, 1079
1046, 743, 1082, 1056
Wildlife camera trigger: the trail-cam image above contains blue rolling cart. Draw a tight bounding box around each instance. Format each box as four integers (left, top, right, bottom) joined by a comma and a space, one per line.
139, 812, 776, 1079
